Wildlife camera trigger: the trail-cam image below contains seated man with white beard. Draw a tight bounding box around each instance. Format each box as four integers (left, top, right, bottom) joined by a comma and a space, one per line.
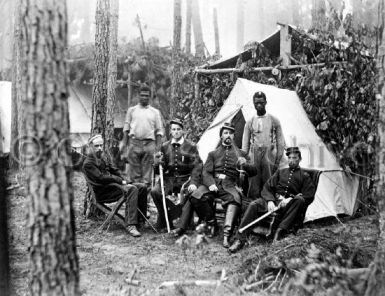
83, 134, 147, 237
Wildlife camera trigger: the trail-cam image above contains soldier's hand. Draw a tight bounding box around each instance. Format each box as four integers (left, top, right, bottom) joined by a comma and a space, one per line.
209, 184, 218, 192
268, 201, 276, 212
237, 157, 247, 166
280, 197, 292, 208
119, 141, 125, 152
188, 184, 197, 193
153, 152, 164, 165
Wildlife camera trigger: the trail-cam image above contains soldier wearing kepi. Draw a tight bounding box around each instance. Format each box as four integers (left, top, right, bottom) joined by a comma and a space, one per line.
151, 119, 203, 232
242, 91, 285, 197
229, 147, 316, 253
83, 134, 148, 237
194, 123, 257, 248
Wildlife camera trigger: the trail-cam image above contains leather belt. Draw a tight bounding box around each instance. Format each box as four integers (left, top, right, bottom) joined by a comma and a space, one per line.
215, 173, 235, 180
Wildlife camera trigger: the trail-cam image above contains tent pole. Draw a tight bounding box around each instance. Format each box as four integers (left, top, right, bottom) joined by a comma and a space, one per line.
194, 61, 348, 74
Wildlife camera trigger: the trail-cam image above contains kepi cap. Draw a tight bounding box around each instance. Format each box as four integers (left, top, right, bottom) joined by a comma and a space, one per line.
285, 146, 301, 156
170, 118, 184, 129
88, 134, 103, 145
219, 122, 235, 136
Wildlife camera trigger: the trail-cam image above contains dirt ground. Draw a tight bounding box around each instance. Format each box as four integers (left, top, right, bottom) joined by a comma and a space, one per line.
7, 171, 378, 296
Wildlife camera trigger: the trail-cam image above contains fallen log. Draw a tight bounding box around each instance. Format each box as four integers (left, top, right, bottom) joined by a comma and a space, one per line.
158, 269, 227, 289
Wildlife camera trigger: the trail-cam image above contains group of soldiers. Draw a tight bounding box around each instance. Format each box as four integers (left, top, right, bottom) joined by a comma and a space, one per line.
83, 86, 316, 253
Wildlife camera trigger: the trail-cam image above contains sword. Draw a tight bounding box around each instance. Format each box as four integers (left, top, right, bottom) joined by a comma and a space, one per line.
159, 163, 171, 233
238, 207, 279, 234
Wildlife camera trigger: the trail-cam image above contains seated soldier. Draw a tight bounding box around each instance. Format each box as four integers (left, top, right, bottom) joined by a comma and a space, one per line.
194, 123, 257, 248
229, 146, 316, 253
83, 134, 148, 237
151, 119, 204, 233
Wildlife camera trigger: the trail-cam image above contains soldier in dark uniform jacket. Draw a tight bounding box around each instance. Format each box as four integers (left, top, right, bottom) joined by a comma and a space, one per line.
83, 134, 148, 237
193, 123, 258, 248
151, 119, 206, 232
229, 146, 316, 253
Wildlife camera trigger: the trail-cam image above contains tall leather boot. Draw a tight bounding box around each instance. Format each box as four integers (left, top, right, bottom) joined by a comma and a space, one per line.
223, 204, 240, 248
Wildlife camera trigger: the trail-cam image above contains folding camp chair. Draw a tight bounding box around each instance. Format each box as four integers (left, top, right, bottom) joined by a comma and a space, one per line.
85, 180, 126, 231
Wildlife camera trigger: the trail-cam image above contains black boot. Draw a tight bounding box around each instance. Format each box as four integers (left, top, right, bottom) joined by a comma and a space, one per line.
171, 227, 185, 237
223, 204, 240, 248
273, 228, 286, 242
228, 239, 245, 253
207, 219, 218, 238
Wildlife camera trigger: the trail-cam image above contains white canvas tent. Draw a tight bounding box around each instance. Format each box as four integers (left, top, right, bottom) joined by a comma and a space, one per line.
197, 78, 359, 222
0, 81, 92, 153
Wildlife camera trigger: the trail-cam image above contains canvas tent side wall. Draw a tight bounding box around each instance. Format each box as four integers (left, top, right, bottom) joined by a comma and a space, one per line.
0, 81, 93, 153
0, 81, 11, 154
197, 78, 359, 222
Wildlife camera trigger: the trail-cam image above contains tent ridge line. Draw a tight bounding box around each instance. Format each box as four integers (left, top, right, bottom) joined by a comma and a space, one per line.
194, 61, 348, 74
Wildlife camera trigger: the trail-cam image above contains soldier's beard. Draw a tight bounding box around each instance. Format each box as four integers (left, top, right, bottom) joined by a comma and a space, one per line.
96, 151, 103, 158
223, 138, 232, 146
289, 162, 298, 169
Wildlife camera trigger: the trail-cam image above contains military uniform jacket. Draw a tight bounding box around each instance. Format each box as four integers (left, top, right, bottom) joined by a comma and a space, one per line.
83, 154, 124, 198
261, 167, 316, 205
193, 145, 257, 202
155, 139, 202, 187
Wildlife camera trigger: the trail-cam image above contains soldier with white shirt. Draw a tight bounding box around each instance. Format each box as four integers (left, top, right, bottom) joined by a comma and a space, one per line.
120, 85, 164, 187
242, 91, 285, 198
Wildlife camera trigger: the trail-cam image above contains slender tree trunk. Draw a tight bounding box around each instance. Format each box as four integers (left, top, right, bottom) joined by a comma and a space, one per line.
191, 0, 205, 58
364, 0, 385, 294
311, 0, 326, 31
80, 1, 91, 43
185, 0, 192, 54
257, 0, 265, 40
171, 0, 182, 119
292, 0, 301, 27
135, 14, 146, 51
0, 120, 10, 296
86, 0, 111, 218
92, 0, 110, 139
213, 8, 220, 57
106, 0, 119, 161
237, 0, 244, 52
20, 0, 80, 294
10, 1, 20, 170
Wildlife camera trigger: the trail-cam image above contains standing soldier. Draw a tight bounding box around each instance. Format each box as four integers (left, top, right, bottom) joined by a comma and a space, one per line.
120, 85, 164, 187
194, 123, 257, 248
151, 119, 204, 232
242, 91, 285, 197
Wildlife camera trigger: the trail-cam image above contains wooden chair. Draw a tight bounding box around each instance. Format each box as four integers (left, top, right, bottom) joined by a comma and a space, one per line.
85, 180, 126, 231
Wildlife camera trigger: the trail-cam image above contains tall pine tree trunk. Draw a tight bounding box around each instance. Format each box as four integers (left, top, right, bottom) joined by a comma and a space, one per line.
106, 0, 118, 161
171, 0, 182, 119
10, 1, 20, 170
237, 0, 244, 52
20, 0, 80, 294
185, 0, 192, 55
257, 0, 265, 40
86, 0, 111, 217
311, 0, 326, 31
191, 0, 205, 58
292, 0, 301, 27
364, 0, 385, 294
213, 8, 220, 57
91, 0, 110, 139
0, 117, 10, 296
